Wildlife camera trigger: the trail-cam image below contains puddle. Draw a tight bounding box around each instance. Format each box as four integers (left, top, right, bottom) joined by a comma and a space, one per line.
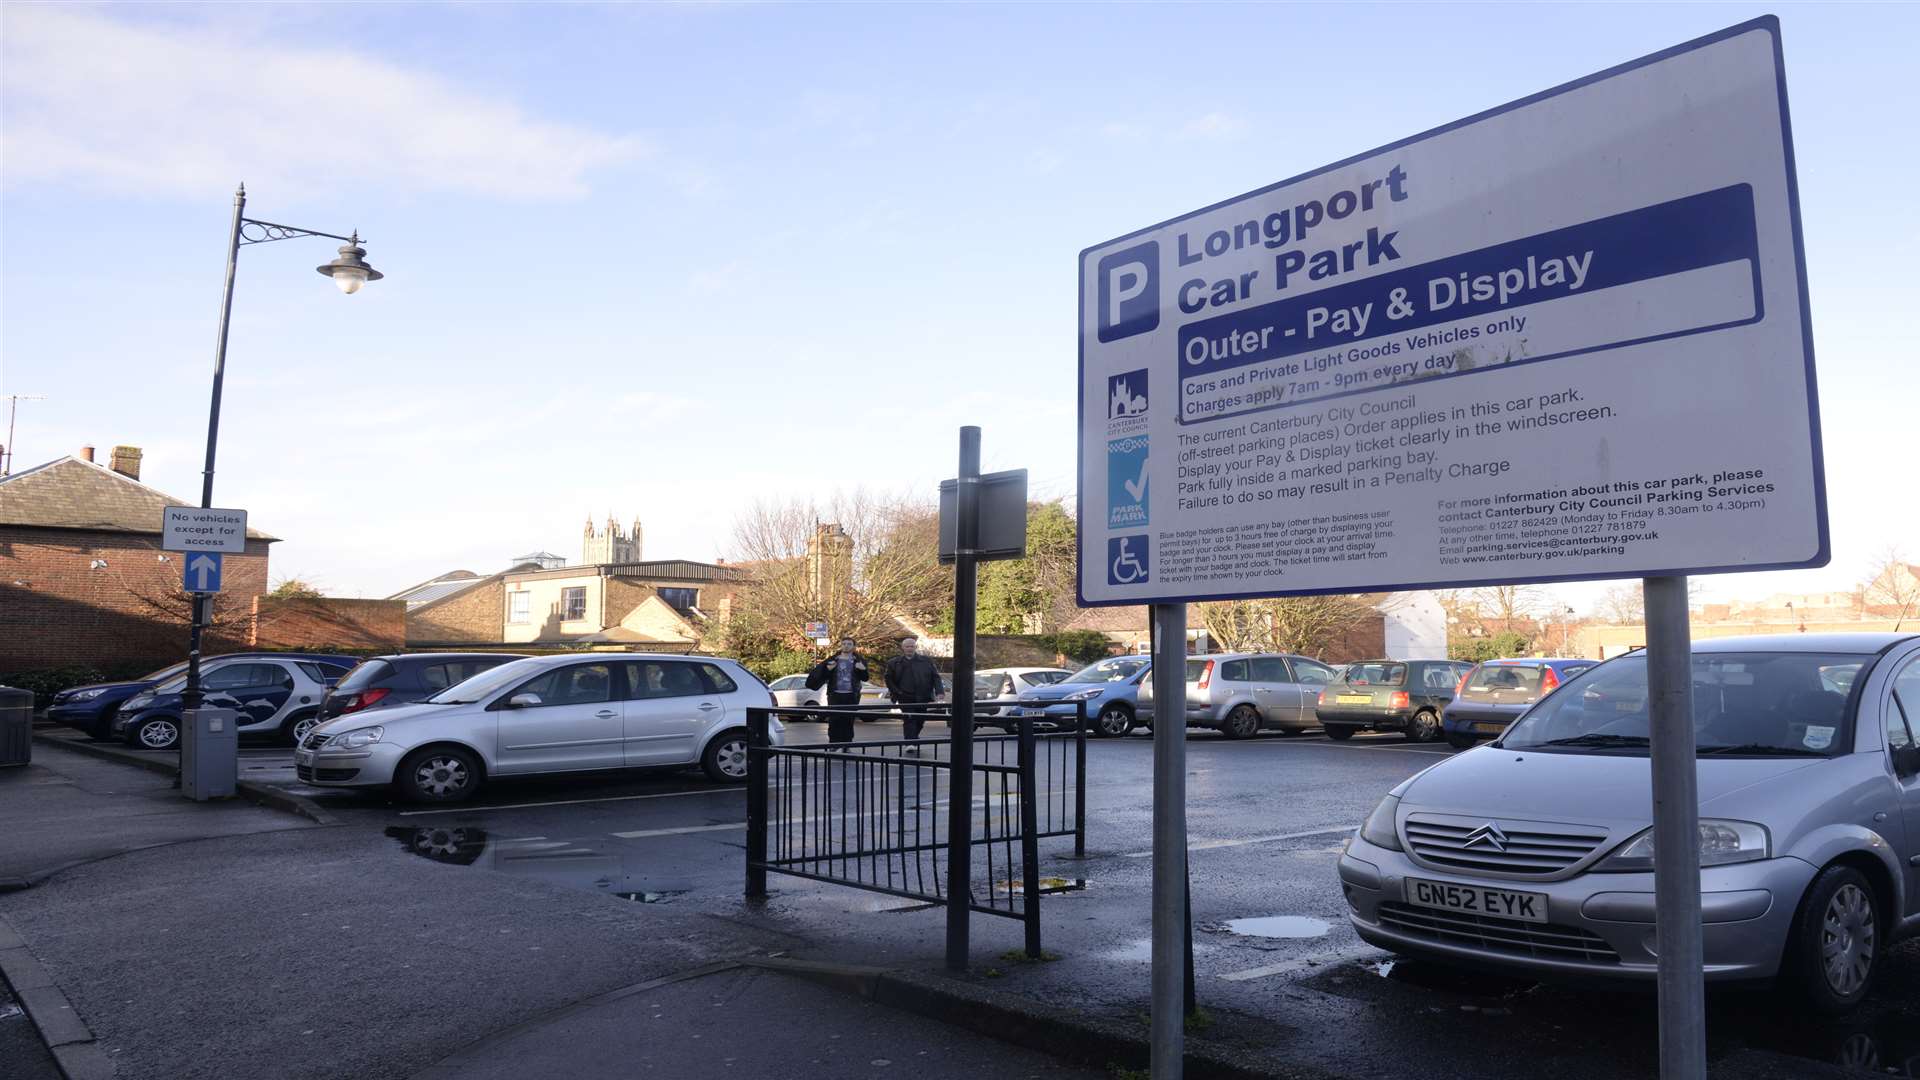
1221, 915, 1330, 939
382, 826, 694, 897
614, 891, 687, 904
1101, 937, 1217, 964
385, 825, 489, 866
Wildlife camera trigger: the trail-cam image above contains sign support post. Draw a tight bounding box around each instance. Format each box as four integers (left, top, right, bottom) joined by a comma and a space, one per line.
1644, 575, 1705, 1077
1149, 602, 1188, 1078
945, 426, 981, 972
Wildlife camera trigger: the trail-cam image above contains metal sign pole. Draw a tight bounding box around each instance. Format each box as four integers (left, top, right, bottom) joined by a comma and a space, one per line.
1644, 575, 1705, 1078
1150, 602, 1187, 1078
946, 426, 982, 972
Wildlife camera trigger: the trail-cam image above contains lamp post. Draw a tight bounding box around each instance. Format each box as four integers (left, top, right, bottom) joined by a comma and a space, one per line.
181, 184, 382, 718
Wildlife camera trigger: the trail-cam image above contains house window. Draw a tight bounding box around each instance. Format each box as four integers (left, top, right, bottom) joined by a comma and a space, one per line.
658, 587, 698, 612
508, 591, 531, 624
561, 587, 588, 621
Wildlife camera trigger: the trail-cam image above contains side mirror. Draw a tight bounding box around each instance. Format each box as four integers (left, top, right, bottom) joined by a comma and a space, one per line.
507, 692, 543, 709
1894, 745, 1920, 779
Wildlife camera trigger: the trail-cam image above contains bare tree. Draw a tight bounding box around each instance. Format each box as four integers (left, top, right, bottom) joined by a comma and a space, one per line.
1861, 546, 1920, 631
1595, 583, 1645, 625
724, 490, 949, 652
1472, 584, 1543, 627
1196, 594, 1376, 657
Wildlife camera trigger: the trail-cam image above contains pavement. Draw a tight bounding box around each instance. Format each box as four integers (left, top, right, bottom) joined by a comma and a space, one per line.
3, 718, 1903, 1078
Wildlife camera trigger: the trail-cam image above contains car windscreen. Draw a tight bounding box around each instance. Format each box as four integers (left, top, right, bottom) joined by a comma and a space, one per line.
1067, 657, 1150, 684
1459, 663, 1544, 700
335, 660, 396, 692
141, 661, 189, 682
1341, 662, 1406, 686
1184, 660, 1209, 682
1500, 652, 1870, 757
424, 656, 551, 704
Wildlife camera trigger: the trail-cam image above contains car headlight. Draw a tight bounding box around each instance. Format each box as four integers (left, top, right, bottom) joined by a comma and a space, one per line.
326, 726, 385, 750
124, 695, 154, 709
1063, 688, 1102, 702
1357, 794, 1403, 851
66, 688, 108, 702
1597, 820, 1769, 871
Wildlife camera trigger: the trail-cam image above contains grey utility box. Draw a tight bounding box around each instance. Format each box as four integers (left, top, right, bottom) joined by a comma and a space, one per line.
0, 685, 32, 767
181, 707, 239, 800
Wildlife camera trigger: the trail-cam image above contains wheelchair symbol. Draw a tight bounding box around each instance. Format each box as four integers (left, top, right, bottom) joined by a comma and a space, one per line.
1108, 535, 1149, 585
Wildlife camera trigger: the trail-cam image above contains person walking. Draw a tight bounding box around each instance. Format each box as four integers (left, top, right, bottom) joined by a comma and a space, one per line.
807, 638, 869, 748
884, 635, 945, 754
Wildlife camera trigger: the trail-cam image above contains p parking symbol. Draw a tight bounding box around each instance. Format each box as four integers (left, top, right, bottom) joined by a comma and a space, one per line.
1098, 242, 1159, 343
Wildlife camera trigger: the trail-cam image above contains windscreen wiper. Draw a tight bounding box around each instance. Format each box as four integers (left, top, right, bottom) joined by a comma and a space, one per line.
1696, 743, 1824, 756
1535, 733, 1650, 748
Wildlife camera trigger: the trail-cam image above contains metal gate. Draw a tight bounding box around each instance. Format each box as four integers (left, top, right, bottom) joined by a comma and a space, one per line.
744, 703, 1086, 957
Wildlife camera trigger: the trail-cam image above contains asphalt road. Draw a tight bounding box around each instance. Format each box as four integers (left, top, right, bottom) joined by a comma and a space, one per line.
26, 720, 1920, 1077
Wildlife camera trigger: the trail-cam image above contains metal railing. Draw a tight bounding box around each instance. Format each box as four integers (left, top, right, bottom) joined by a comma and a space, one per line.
744, 702, 1086, 957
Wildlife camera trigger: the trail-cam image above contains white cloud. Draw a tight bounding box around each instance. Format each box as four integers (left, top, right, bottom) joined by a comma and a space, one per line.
0, 7, 648, 200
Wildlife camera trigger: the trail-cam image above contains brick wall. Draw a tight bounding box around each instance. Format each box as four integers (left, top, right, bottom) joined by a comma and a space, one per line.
251, 596, 405, 651
406, 579, 505, 645
0, 526, 270, 673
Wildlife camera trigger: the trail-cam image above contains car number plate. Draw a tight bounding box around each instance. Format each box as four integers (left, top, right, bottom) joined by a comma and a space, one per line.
1405, 878, 1548, 923
1337, 694, 1372, 704
1473, 722, 1506, 734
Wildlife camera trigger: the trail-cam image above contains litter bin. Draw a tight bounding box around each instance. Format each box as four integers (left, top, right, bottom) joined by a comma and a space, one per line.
0, 685, 32, 767
180, 707, 238, 800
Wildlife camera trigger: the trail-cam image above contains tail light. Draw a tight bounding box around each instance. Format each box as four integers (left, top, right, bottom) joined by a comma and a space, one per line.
1455, 669, 1474, 695
341, 687, 391, 714
1316, 690, 1326, 706
1390, 691, 1411, 709
1540, 668, 1560, 695
1196, 661, 1214, 690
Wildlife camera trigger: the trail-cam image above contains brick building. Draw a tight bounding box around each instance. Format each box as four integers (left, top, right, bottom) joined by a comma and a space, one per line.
0, 447, 275, 674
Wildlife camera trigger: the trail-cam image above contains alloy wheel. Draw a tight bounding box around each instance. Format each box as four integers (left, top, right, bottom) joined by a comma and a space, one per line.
1408, 711, 1440, 742
1098, 708, 1131, 737
414, 756, 471, 798
292, 716, 318, 744
1821, 882, 1876, 996
715, 738, 749, 779
139, 720, 179, 749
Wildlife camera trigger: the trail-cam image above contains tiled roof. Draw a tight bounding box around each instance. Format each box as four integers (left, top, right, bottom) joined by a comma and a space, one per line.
0, 456, 277, 540
1062, 604, 1151, 633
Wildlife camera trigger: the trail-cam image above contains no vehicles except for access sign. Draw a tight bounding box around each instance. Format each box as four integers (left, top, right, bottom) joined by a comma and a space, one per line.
1077, 17, 1824, 606
162, 506, 249, 554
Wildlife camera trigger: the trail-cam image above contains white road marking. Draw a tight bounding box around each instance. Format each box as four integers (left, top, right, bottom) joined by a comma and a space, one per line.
1253, 740, 1452, 756
398, 787, 742, 816
1219, 945, 1385, 982
1120, 825, 1352, 859
610, 823, 747, 839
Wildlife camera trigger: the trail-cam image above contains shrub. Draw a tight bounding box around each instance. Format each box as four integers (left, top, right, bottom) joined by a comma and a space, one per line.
1045, 630, 1114, 665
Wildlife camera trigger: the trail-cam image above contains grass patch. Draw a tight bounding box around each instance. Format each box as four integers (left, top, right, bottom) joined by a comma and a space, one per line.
1184, 1007, 1215, 1033
996, 948, 1062, 965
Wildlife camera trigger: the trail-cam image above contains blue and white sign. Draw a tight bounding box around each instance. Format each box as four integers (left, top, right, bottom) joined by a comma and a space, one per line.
183, 552, 223, 594
1078, 17, 1825, 606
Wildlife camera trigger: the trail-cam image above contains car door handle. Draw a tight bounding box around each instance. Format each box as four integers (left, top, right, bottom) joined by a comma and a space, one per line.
697, 702, 720, 712
595, 710, 619, 719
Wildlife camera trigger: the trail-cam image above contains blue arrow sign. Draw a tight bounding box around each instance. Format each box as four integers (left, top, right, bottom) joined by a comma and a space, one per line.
184, 552, 223, 594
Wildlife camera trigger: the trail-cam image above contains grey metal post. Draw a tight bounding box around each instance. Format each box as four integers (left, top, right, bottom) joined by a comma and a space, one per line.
1019, 713, 1042, 958
746, 709, 769, 899
946, 426, 981, 971
1644, 575, 1705, 1079
1150, 602, 1187, 1078
183, 183, 247, 720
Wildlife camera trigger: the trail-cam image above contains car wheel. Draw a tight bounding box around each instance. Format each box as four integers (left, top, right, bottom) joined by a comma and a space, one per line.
1785, 864, 1881, 1013
1222, 705, 1261, 740
398, 747, 482, 804
1323, 725, 1355, 741
283, 712, 320, 747
1405, 709, 1442, 743
1444, 731, 1477, 750
702, 729, 751, 783
1094, 705, 1135, 738
132, 716, 180, 751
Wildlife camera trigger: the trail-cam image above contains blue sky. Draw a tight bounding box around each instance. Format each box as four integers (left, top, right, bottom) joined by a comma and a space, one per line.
2, 2, 1912, 612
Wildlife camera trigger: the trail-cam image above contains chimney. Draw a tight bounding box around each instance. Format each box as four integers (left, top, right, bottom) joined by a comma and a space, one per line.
109, 445, 143, 481
79, 445, 95, 463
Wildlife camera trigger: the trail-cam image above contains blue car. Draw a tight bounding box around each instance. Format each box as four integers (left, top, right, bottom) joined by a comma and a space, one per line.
110, 654, 359, 750
45, 652, 346, 741
991, 655, 1151, 738
1440, 657, 1598, 749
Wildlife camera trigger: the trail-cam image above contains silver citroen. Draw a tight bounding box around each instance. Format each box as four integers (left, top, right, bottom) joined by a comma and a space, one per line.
1339, 632, 1920, 1011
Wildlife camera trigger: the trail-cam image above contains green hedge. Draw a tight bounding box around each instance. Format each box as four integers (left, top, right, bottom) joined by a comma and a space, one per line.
0, 663, 163, 710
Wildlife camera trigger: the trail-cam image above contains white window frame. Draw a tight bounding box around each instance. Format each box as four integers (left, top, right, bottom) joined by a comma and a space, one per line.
508, 591, 532, 625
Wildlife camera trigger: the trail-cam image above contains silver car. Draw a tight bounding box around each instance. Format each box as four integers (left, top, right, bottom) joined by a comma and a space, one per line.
1140, 652, 1339, 737
296, 654, 783, 803
1340, 632, 1920, 1011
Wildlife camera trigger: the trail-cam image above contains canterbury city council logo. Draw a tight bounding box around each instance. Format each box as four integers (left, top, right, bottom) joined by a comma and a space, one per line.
1462, 822, 1510, 853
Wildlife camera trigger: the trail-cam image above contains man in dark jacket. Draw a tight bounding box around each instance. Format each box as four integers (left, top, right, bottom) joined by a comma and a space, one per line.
807, 638, 869, 747
884, 636, 945, 750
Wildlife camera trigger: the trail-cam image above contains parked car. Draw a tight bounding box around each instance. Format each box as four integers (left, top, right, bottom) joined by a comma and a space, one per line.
1339, 633, 1920, 1012
309, 653, 528, 745
994, 655, 1151, 737
1141, 652, 1343, 738
113, 654, 358, 749
976, 667, 1075, 699
1316, 659, 1476, 743
46, 653, 349, 741
298, 653, 782, 802
1440, 657, 1597, 749
766, 674, 890, 716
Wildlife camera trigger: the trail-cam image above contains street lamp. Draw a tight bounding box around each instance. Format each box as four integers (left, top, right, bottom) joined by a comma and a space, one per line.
181, 184, 382, 719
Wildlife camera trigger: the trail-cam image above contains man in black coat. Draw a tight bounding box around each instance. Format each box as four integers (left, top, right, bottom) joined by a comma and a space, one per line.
807, 638, 869, 747
884, 636, 945, 751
